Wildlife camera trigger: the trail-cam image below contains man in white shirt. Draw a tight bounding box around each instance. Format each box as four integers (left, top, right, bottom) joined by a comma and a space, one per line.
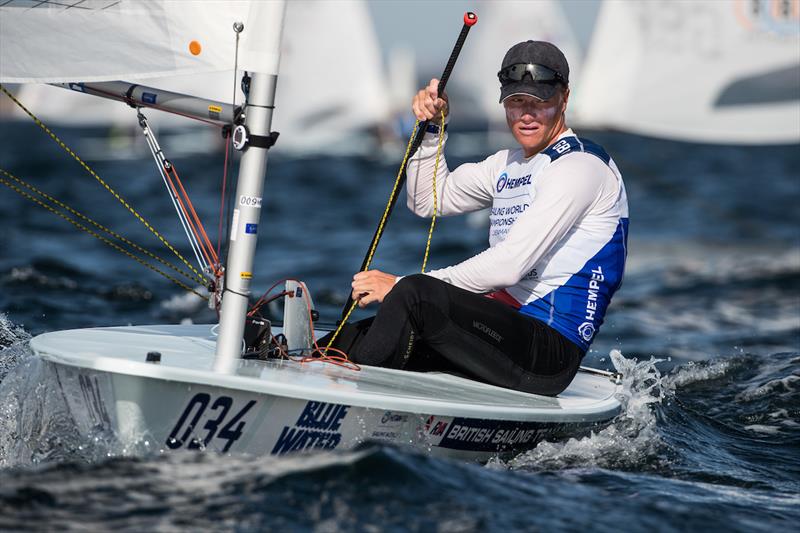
342, 41, 628, 396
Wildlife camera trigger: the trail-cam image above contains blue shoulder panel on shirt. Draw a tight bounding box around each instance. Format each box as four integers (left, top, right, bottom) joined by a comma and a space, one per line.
579, 138, 612, 165
543, 136, 611, 165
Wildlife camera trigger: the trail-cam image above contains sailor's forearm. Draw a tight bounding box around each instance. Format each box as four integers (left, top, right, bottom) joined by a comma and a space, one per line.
406, 132, 451, 217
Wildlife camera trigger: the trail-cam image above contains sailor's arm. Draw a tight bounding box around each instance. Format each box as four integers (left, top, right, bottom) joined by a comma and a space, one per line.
406, 79, 496, 217
425, 154, 611, 292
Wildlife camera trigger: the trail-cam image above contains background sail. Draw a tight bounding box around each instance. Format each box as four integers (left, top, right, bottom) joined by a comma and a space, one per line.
0, 0, 284, 83
273, 0, 390, 152
571, 0, 800, 144
450, 0, 584, 128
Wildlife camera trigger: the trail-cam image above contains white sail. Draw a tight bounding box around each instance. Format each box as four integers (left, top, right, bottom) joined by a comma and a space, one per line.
572, 0, 800, 144
272, 0, 390, 152
2, 0, 390, 154
0, 0, 284, 82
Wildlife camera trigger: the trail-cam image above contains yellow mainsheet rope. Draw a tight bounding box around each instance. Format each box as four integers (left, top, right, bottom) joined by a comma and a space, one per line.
0, 172, 207, 299
420, 109, 445, 274
325, 110, 447, 351
0, 169, 205, 287
0, 84, 205, 284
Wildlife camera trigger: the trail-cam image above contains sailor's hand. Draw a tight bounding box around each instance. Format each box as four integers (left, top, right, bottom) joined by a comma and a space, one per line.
351, 270, 397, 307
412, 78, 449, 121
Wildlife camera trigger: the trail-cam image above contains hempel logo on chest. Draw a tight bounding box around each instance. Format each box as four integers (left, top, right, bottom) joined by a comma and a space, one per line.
495, 172, 532, 193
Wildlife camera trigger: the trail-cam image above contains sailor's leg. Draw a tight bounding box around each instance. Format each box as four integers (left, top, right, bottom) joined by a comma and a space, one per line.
427, 280, 584, 396
351, 274, 583, 395
316, 317, 374, 355
347, 274, 443, 368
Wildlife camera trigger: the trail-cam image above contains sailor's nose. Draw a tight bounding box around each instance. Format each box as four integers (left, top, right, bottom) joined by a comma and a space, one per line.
520, 107, 538, 120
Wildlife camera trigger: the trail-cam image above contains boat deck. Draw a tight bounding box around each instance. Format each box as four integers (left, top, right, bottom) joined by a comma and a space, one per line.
30, 324, 621, 422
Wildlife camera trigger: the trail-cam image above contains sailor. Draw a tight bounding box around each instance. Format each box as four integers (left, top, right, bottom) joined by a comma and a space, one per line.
343, 41, 628, 396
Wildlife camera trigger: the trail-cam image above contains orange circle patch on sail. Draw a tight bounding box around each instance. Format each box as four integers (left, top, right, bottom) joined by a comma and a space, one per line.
189, 41, 202, 56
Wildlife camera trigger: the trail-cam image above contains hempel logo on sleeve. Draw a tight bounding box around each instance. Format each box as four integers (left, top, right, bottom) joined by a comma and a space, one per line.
578, 266, 604, 342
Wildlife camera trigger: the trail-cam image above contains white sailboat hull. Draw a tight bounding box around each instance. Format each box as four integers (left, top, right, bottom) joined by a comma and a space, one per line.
30, 325, 621, 461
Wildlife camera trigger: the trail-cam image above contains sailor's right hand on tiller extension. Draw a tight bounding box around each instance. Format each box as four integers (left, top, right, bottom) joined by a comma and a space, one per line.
412, 78, 449, 121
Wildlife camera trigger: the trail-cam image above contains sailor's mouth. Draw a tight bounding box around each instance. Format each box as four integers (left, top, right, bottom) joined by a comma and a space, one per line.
517, 124, 541, 136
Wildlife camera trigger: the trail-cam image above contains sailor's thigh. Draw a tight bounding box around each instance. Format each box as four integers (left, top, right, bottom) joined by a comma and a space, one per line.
437, 282, 537, 362
392, 275, 538, 369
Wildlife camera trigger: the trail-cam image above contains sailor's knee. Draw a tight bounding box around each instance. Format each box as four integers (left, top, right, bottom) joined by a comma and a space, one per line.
386, 274, 442, 307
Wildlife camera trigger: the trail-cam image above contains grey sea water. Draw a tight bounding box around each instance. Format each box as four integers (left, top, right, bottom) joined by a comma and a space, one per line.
0, 117, 798, 531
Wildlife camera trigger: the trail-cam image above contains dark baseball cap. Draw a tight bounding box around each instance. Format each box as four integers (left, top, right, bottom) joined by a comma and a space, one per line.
498, 40, 569, 103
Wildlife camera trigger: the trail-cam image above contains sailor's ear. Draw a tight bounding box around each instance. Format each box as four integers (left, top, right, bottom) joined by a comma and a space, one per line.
562, 86, 570, 105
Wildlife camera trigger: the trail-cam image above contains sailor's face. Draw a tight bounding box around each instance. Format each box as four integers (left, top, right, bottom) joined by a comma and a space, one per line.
504, 89, 568, 157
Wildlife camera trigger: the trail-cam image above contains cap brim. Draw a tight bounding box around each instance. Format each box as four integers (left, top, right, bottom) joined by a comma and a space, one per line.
499, 81, 559, 103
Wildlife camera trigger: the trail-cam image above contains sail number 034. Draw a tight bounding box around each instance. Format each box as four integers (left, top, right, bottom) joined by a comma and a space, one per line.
166, 393, 256, 452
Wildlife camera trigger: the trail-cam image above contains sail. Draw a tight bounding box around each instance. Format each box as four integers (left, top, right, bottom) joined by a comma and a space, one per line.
571, 0, 800, 144
0, 0, 285, 83
3, 1, 390, 154
272, 0, 390, 152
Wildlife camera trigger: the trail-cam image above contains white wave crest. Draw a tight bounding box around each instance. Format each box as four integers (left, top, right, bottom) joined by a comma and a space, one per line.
160, 286, 210, 314
665, 358, 739, 388
736, 374, 800, 402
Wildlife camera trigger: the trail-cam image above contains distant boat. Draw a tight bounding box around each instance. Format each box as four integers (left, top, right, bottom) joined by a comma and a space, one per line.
570, 0, 800, 144
445, 0, 799, 146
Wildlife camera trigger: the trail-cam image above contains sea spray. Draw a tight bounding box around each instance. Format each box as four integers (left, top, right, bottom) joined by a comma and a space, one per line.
0, 315, 95, 467
0, 313, 29, 383
497, 350, 670, 471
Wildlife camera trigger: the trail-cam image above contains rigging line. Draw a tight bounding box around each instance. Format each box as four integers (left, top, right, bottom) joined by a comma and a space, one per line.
141, 123, 209, 273
138, 109, 220, 270
0, 168, 205, 285
0, 84, 205, 282
324, 122, 420, 351
167, 164, 219, 267
420, 110, 446, 273
163, 166, 216, 270
0, 174, 208, 299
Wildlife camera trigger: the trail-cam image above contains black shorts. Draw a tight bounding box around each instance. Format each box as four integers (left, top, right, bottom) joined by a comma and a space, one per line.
323, 274, 584, 396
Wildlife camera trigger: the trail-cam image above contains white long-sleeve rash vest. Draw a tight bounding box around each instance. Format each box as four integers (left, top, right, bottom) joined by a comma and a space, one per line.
405, 127, 629, 350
